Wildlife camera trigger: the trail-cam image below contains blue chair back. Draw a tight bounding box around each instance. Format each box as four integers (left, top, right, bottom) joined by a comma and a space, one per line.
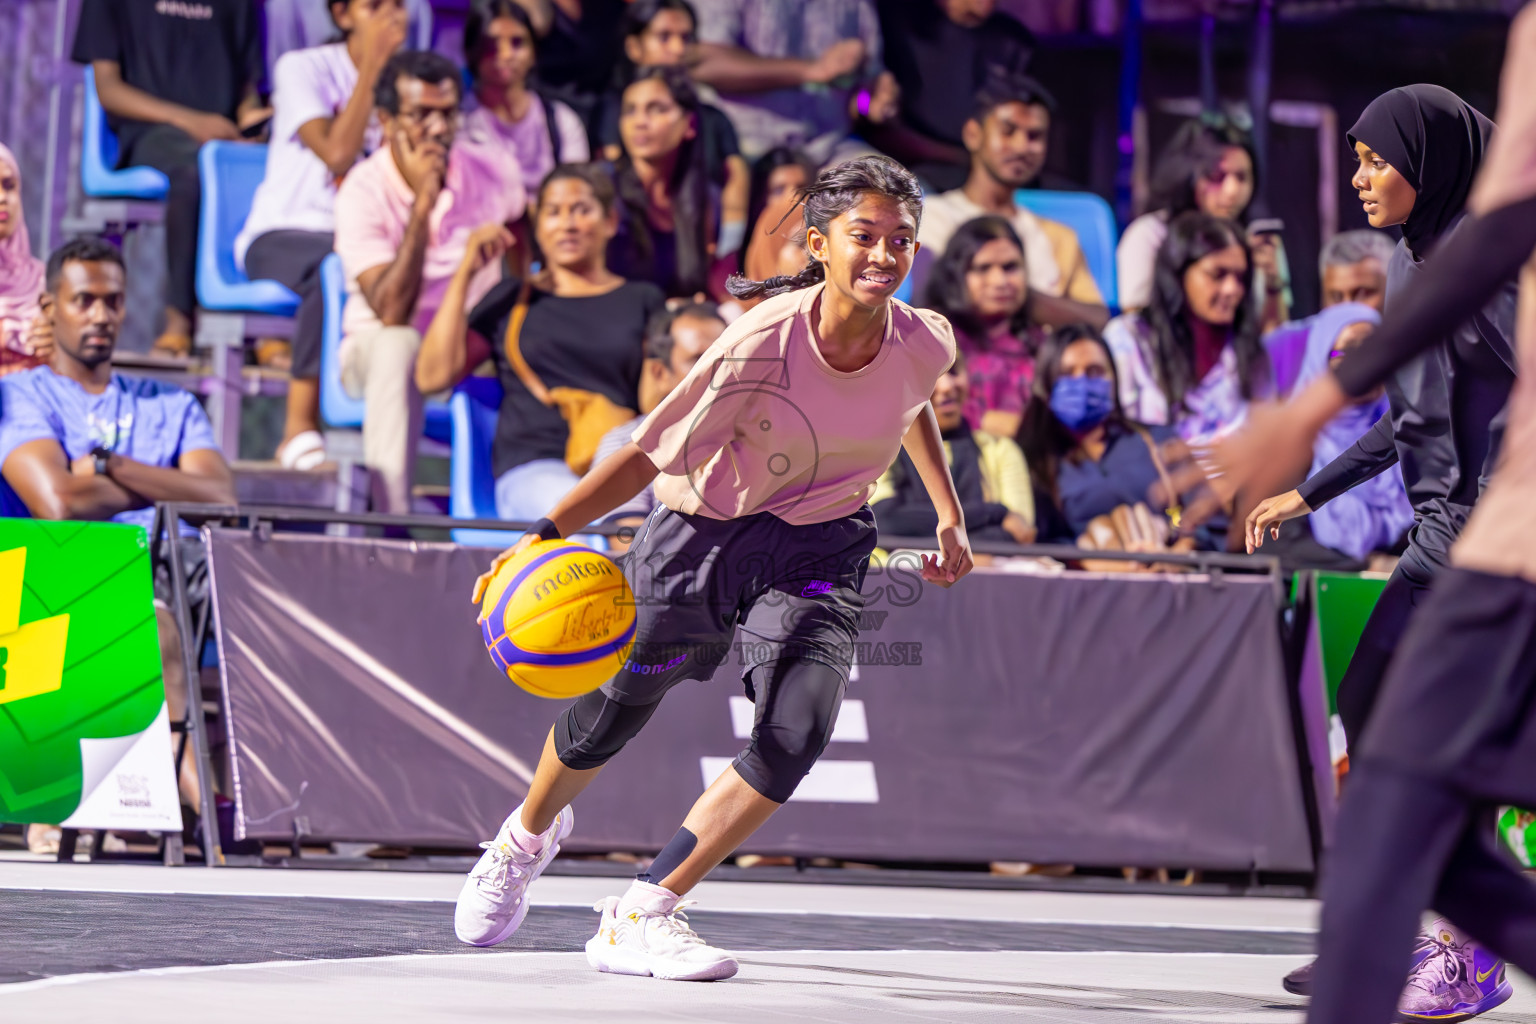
1014, 190, 1120, 309
319, 253, 363, 429
449, 380, 520, 547
81, 66, 169, 200
195, 141, 299, 313
318, 251, 455, 441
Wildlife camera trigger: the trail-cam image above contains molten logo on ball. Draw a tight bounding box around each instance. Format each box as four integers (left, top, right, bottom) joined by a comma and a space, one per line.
531, 558, 616, 602
478, 541, 636, 699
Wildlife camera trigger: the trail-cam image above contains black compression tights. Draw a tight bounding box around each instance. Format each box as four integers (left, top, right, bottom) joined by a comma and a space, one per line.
554, 658, 847, 804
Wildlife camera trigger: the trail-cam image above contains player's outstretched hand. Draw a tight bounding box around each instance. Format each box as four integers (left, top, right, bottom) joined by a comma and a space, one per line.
471, 532, 542, 608
922, 521, 973, 588
1159, 377, 1343, 533
1245, 489, 1311, 553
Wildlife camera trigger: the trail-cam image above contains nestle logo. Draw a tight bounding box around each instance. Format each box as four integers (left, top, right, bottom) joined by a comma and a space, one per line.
801, 580, 834, 598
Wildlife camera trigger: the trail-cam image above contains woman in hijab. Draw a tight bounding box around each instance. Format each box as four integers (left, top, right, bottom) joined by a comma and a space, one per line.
1230, 83, 1523, 1020
0, 144, 48, 377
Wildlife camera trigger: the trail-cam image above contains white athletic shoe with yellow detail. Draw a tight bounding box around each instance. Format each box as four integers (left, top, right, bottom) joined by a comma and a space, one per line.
585, 895, 739, 981
453, 804, 572, 946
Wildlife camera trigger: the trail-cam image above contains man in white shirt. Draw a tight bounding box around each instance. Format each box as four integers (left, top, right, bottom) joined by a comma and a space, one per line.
237, 0, 407, 471
916, 71, 1108, 330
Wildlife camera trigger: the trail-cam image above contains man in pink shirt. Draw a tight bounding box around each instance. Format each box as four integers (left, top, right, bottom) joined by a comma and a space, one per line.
334, 49, 524, 513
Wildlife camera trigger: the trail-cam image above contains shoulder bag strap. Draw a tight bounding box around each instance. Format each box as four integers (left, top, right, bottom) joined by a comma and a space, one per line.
501, 275, 554, 407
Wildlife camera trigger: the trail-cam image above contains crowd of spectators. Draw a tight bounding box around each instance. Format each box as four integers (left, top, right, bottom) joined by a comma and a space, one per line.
0, 0, 1424, 857
0, 0, 1414, 575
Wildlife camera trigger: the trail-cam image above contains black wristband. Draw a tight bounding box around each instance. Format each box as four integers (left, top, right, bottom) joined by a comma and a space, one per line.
91, 445, 113, 477
528, 517, 562, 541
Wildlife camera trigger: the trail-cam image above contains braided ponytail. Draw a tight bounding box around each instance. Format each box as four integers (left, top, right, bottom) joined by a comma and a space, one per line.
725, 155, 923, 302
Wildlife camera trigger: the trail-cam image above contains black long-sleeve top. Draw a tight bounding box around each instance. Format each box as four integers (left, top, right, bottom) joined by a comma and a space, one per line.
1298, 212, 1518, 579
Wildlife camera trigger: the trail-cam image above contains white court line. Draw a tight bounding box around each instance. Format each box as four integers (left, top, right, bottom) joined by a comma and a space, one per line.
0, 949, 1314, 998
0, 882, 1314, 932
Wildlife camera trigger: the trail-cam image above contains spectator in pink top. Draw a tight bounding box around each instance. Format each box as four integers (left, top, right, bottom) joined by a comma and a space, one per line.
921, 215, 1042, 439
333, 50, 525, 513
461, 0, 589, 197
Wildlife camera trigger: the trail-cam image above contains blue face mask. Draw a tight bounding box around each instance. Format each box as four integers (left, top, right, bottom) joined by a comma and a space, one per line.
1049, 375, 1114, 432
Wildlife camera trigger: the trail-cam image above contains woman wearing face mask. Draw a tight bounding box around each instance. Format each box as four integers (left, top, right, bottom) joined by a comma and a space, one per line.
416, 165, 664, 522
1103, 211, 1270, 457
872, 348, 1035, 545
922, 216, 1042, 440
462, 0, 589, 196
607, 66, 716, 299
1117, 117, 1287, 325
1019, 325, 1207, 546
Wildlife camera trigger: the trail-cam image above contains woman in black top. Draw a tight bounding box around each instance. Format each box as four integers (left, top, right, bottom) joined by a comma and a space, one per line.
416, 164, 664, 522
606, 66, 716, 299
595, 0, 749, 251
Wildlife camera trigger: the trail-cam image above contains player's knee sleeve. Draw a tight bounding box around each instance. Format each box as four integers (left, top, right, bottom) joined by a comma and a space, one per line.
733, 659, 846, 804
554, 691, 660, 770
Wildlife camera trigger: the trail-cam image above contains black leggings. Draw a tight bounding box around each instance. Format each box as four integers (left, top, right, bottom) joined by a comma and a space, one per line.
1308, 763, 1536, 1024
122, 124, 202, 319
555, 657, 846, 804
1335, 561, 1433, 743
244, 230, 334, 379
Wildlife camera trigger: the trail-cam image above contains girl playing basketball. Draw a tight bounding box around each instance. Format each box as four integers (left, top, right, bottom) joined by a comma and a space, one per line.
454, 155, 972, 980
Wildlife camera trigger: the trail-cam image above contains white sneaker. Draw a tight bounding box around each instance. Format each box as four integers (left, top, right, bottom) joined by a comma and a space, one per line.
454, 804, 573, 946
585, 895, 739, 981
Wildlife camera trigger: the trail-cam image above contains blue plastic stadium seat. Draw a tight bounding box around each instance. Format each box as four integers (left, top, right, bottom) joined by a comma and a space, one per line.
81, 66, 169, 200
1014, 189, 1120, 309
196, 141, 300, 314
318, 252, 453, 442
449, 380, 520, 547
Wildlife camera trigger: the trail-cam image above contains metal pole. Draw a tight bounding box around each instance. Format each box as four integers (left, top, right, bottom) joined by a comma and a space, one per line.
1115, 0, 1144, 226
1247, 0, 1275, 209
41, 0, 73, 255
164, 512, 224, 867
1198, 5, 1218, 113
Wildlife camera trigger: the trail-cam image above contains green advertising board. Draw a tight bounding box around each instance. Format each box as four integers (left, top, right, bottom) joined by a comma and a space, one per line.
1310, 570, 1536, 868
0, 519, 181, 831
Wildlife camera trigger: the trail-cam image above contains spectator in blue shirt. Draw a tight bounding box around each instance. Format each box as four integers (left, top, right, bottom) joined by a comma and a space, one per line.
0, 237, 235, 836
0, 238, 235, 528
1018, 323, 1208, 548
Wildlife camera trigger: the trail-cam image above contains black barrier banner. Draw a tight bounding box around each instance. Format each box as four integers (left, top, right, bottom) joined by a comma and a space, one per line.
207, 530, 1313, 871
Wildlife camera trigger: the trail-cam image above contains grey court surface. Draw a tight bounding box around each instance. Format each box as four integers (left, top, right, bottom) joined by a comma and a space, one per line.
2, 860, 1534, 1023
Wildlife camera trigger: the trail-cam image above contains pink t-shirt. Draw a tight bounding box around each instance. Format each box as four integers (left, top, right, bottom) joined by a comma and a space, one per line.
333, 144, 525, 342
632, 283, 957, 526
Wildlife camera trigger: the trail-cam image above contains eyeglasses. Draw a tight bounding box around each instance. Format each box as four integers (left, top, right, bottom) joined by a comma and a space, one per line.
396, 107, 461, 131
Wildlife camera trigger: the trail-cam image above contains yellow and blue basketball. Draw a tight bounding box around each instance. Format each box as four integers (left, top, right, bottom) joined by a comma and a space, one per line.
478, 540, 636, 699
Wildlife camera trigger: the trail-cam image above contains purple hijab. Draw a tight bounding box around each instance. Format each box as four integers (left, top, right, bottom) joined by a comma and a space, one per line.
1294, 303, 1415, 560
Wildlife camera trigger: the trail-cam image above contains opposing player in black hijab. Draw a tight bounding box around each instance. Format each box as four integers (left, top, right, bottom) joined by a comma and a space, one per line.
1234, 83, 1521, 1018
1183, 44, 1536, 1024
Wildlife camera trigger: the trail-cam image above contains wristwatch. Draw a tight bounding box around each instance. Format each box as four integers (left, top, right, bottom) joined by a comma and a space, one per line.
90, 445, 114, 477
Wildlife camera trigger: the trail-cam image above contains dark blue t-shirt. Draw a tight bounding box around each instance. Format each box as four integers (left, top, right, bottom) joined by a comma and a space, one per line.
0, 367, 218, 530
1054, 423, 1179, 538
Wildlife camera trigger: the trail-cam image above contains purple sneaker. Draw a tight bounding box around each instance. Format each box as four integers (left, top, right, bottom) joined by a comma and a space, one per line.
1397, 920, 1513, 1022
